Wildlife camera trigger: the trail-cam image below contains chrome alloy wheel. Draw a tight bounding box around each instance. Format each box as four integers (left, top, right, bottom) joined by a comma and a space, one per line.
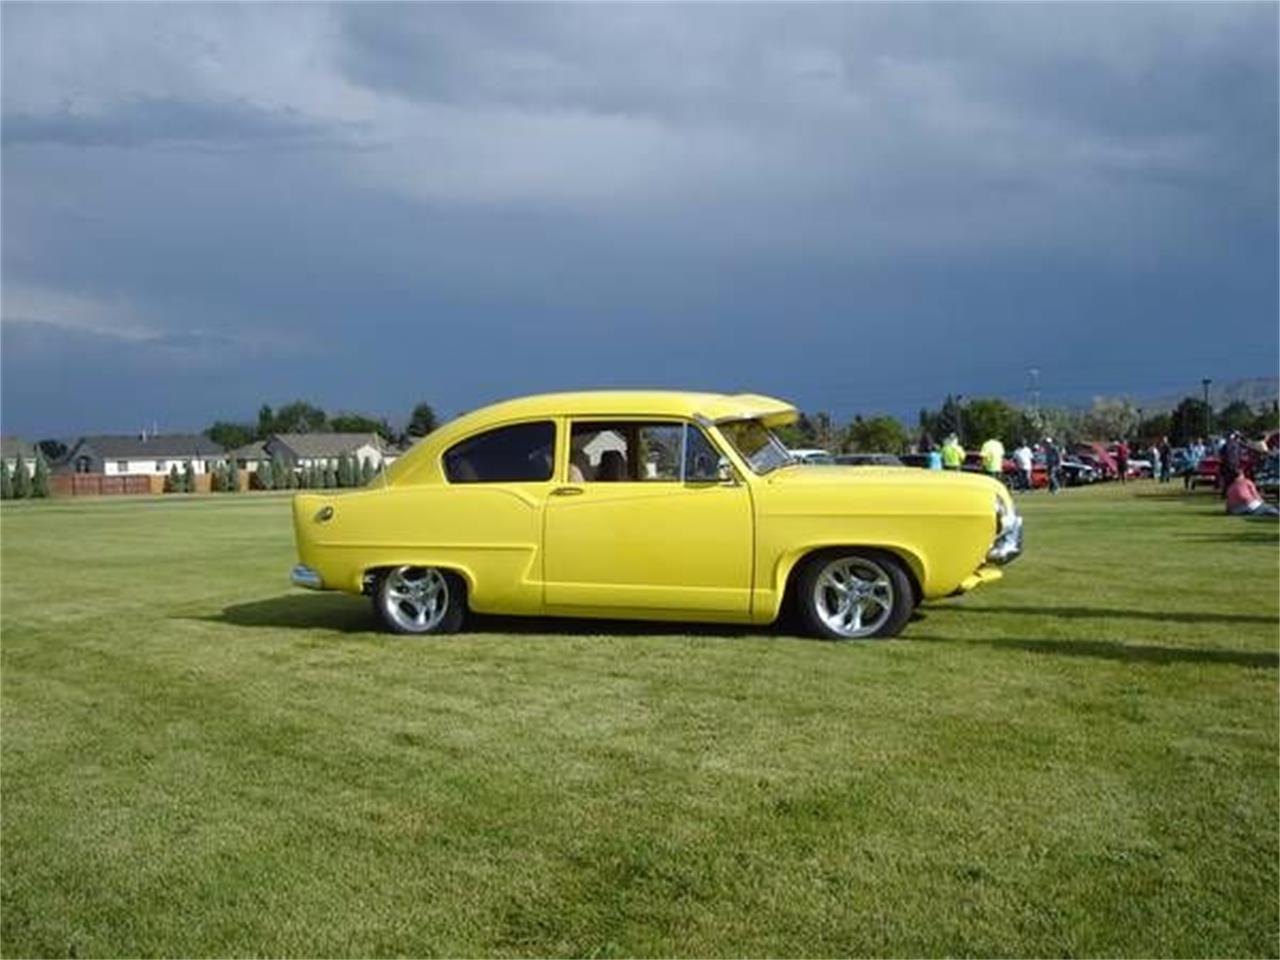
811, 555, 895, 638
379, 566, 450, 633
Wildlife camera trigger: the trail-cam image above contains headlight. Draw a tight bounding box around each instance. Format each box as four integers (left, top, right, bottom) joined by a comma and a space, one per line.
995, 495, 1015, 533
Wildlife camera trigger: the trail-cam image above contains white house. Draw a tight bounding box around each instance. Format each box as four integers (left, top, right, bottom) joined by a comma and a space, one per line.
1, 437, 38, 474
264, 433, 396, 471
57, 434, 226, 476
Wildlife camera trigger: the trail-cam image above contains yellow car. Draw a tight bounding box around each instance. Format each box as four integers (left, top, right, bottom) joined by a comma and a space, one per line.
290, 391, 1022, 639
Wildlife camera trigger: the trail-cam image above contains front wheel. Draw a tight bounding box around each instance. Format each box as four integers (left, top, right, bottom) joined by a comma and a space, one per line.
796, 550, 914, 640
372, 566, 466, 635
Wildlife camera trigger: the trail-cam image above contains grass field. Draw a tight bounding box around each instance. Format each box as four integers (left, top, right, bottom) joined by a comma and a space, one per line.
1, 482, 1277, 957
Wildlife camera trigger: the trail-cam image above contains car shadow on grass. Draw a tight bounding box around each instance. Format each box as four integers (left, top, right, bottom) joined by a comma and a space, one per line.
205, 592, 809, 640
930, 604, 1275, 626
911, 634, 1278, 668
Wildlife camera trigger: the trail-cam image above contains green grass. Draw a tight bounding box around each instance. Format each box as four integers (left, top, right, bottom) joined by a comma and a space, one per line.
2, 483, 1277, 958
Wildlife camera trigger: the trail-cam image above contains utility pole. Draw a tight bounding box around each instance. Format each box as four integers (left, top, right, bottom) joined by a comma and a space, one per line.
1201, 378, 1212, 438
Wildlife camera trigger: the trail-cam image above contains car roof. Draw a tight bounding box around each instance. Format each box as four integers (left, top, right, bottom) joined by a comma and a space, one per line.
447, 390, 798, 427
384, 390, 798, 485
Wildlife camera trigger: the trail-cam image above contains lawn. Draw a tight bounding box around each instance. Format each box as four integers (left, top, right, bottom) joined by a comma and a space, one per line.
1, 482, 1276, 958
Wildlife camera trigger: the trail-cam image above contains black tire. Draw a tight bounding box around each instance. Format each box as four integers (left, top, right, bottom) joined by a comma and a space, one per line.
795, 549, 914, 641
371, 566, 466, 635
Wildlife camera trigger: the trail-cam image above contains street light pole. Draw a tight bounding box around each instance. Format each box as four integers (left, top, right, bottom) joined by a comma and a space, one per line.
1201, 378, 1212, 438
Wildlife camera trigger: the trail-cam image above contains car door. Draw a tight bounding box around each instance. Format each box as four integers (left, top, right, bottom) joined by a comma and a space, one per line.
542, 420, 753, 615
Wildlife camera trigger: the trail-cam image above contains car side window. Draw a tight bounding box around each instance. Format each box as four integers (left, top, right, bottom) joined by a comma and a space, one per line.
443, 421, 555, 483
569, 422, 725, 483
684, 426, 722, 482
569, 422, 685, 482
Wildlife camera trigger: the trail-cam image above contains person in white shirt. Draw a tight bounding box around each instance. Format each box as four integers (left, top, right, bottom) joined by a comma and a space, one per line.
1013, 442, 1034, 491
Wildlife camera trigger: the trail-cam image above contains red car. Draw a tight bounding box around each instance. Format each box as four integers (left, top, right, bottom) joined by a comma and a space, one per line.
1074, 443, 1119, 480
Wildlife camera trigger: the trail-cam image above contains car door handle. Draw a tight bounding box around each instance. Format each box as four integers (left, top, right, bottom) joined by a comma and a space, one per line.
551, 486, 584, 497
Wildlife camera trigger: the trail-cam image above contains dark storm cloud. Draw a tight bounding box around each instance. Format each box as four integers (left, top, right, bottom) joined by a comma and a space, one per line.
1, 2, 1275, 437
2, 98, 346, 149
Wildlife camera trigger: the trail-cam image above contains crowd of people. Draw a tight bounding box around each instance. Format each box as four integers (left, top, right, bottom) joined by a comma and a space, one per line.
913, 429, 1278, 515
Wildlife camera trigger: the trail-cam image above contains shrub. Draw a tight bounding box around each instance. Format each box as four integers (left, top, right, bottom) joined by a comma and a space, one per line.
12, 459, 31, 498
361, 457, 375, 486
166, 464, 181, 493
183, 461, 195, 493
227, 460, 240, 494
257, 458, 275, 492
31, 452, 49, 498
323, 461, 337, 488
0, 461, 12, 500
337, 453, 354, 488
271, 456, 288, 491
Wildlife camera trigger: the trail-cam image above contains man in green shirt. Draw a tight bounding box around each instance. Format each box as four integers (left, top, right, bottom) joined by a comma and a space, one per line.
941, 435, 964, 470
980, 437, 1006, 478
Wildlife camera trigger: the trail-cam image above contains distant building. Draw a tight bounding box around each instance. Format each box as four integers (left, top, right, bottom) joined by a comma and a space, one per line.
263, 433, 395, 471
228, 441, 270, 474
58, 434, 226, 476
1, 437, 38, 474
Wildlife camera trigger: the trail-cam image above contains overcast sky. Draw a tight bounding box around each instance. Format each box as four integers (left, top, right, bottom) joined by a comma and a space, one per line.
3, 2, 1276, 438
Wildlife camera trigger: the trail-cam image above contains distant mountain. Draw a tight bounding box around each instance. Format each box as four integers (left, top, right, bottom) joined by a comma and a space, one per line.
1139, 376, 1278, 414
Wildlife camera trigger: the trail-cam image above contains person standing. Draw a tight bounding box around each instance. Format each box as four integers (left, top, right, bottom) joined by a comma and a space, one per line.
1184, 437, 1206, 490
1221, 432, 1243, 497
1013, 441, 1034, 491
1044, 437, 1062, 494
941, 434, 964, 471
1115, 438, 1130, 484
980, 436, 1006, 484
1159, 436, 1173, 483
1148, 441, 1161, 482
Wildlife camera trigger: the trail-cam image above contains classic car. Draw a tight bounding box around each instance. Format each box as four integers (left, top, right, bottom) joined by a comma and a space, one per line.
788, 448, 836, 465
290, 391, 1023, 640
834, 453, 904, 467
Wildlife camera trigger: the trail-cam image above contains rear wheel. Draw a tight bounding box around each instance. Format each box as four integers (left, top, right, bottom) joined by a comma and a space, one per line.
796, 550, 914, 640
372, 566, 465, 635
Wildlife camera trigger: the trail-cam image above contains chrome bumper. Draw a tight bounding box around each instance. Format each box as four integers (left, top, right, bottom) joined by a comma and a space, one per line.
290, 564, 324, 590
987, 514, 1024, 565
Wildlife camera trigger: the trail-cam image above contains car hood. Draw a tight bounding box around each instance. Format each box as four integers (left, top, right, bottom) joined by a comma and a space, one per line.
764, 464, 1006, 496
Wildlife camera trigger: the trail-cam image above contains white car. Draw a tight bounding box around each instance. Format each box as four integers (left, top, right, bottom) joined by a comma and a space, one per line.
789, 448, 836, 465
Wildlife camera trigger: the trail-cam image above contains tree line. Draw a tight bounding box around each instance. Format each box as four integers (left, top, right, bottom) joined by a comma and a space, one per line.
777, 395, 1280, 454
0, 452, 51, 499
204, 400, 438, 451
160, 452, 385, 494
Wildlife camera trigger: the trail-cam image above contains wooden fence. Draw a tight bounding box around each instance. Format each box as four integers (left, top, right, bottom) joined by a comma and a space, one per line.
51, 474, 166, 497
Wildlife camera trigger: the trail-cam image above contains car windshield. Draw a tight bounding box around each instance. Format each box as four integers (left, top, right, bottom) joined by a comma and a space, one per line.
718, 419, 794, 474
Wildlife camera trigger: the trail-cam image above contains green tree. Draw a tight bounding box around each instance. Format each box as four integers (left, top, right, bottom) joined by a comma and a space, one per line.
205, 421, 256, 450
846, 415, 909, 454
1168, 397, 1212, 446
1081, 397, 1139, 441
31, 451, 49, 498
1216, 400, 1255, 435
270, 455, 288, 491
323, 461, 337, 488
406, 402, 438, 439
257, 404, 275, 439
226, 460, 240, 493
166, 464, 181, 493
257, 457, 275, 492
272, 401, 327, 434
12, 458, 31, 498
330, 414, 393, 441
0, 461, 12, 500
963, 398, 1018, 447
182, 461, 195, 493
37, 439, 67, 461
336, 453, 354, 487
361, 456, 375, 486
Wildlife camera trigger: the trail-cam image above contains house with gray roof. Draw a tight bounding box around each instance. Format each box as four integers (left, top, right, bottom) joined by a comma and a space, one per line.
1, 437, 38, 474
264, 433, 394, 470
58, 434, 226, 476
228, 441, 270, 474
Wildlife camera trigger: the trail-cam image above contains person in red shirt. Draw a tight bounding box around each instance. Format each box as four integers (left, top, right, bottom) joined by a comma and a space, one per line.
1115, 439, 1129, 485
1226, 474, 1279, 517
